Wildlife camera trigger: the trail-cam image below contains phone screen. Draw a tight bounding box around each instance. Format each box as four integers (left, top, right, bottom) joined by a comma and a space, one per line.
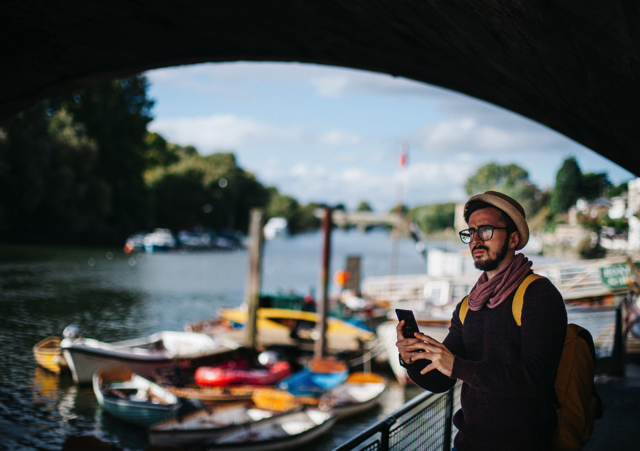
395, 309, 421, 339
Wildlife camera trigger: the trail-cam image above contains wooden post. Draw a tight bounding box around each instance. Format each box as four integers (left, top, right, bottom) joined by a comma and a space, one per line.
245, 208, 265, 349
315, 206, 332, 359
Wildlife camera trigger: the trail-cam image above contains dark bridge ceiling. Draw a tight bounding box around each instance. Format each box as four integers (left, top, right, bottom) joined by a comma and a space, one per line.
1, 1, 639, 175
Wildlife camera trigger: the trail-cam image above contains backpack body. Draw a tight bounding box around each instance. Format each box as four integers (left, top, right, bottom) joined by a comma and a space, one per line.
460, 274, 604, 451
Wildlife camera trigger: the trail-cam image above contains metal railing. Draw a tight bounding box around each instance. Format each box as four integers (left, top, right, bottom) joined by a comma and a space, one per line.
334, 303, 627, 451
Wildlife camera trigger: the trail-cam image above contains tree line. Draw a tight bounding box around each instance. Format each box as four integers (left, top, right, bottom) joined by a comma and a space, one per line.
407, 158, 629, 240
0, 74, 319, 246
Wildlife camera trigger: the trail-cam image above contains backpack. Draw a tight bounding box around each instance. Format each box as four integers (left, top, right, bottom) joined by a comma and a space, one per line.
459, 274, 604, 451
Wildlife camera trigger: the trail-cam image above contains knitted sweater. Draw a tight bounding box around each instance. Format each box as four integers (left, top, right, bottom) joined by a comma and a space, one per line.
405, 277, 567, 451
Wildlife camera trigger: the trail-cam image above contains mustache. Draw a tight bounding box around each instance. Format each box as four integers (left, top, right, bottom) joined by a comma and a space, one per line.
473, 245, 489, 252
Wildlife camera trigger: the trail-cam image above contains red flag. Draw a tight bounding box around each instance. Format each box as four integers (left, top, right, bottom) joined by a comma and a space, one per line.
399, 143, 408, 168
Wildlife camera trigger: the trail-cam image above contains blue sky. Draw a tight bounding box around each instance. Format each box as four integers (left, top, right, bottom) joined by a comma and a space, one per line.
144, 62, 634, 212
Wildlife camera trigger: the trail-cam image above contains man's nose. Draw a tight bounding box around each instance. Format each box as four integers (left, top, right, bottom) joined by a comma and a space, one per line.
469, 230, 483, 244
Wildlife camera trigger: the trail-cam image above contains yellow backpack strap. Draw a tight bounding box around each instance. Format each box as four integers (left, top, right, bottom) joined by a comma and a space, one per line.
460, 296, 470, 325
512, 274, 544, 326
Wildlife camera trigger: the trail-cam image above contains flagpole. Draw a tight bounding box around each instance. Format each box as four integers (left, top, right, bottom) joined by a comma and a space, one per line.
390, 142, 408, 276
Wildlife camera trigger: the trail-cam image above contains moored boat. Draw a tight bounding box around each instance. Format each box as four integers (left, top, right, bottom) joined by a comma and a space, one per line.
61, 325, 236, 384
277, 359, 348, 397
33, 336, 68, 374
93, 368, 182, 427
205, 406, 336, 451
186, 307, 376, 353
195, 360, 292, 387
319, 372, 386, 419
148, 391, 301, 448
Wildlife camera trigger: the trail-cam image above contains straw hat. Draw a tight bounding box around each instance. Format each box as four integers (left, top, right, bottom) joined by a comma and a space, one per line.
464, 191, 529, 250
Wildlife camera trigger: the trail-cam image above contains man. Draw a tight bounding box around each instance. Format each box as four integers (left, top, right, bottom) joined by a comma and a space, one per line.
396, 191, 567, 451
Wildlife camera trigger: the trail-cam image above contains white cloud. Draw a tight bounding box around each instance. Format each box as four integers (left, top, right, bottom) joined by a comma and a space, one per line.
319, 130, 364, 146
148, 115, 303, 152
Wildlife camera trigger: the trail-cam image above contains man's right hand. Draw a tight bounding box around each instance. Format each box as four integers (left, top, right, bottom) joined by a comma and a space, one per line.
395, 320, 425, 365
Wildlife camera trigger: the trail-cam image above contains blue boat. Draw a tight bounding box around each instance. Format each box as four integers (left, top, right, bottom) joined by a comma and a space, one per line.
93, 368, 183, 427
277, 360, 348, 396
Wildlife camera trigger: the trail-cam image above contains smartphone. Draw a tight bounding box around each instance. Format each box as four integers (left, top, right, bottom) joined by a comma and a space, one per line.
395, 309, 421, 339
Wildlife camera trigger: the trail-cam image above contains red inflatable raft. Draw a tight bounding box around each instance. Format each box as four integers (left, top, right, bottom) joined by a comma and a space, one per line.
195, 361, 292, 387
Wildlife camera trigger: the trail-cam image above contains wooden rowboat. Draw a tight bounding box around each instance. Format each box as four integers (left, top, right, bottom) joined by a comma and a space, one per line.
93, 368, 183, 427
320, 372, 386, 419
33, 336, 68, 374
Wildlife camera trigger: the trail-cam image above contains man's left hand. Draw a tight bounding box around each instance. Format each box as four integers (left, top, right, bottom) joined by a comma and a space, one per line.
411, 332, 455, 377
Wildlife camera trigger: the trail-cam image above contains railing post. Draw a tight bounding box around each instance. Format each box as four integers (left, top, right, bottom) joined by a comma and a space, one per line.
380, 417, 394, 450
612, 304, 625, 377
442, 388, 454, 451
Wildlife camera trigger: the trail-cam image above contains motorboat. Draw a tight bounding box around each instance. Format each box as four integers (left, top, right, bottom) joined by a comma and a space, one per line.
60, 325, 236, 384
276, 359, 348, 397
143, 228, 176, 252
93, 368, 182, 427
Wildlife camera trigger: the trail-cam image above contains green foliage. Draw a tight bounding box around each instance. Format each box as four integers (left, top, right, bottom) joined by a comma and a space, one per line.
0, 105, 111, 242
549, 157, 582, 214
146, 153, 270, 233
464, 162, 540, 219
609, 181, 629, 198
357, 201, 373, 212
266, 187, 320, 234
145, 132, 198, 168
408, 203, 456, 234
581, 172, 612, 200
57, 75, 154, 234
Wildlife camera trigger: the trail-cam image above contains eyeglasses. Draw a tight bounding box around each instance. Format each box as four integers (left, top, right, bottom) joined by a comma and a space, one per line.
459, 225, 509, 244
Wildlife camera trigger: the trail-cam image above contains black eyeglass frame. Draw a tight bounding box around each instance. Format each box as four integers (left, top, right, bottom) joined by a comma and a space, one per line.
459, 225, 509, 244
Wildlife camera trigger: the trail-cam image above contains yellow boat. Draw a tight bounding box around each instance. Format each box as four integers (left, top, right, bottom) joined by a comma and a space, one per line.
33, 336, 68, 374
187, 308, 376, 352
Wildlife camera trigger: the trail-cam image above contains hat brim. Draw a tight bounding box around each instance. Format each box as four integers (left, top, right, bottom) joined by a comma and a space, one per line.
465, 192, 529, 250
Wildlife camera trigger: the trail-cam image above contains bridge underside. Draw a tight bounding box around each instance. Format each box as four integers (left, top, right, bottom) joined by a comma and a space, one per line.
1, 1, 639, 174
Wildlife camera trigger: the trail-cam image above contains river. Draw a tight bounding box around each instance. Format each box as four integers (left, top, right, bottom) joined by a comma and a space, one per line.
0, 229, 468, 450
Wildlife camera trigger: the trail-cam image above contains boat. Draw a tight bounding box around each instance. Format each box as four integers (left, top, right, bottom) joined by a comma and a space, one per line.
185, 307, 376, 353
205, 406, 336, 451
195, 360, 292, 387
277, 359, 348, 397
263, 217, 288, 240
60, 325, 237, 384
93, 368, 182, 427
33, 336, 68, 374
143, 228, 176, 252
319, 372, 386, 419
148, 390, 302, 447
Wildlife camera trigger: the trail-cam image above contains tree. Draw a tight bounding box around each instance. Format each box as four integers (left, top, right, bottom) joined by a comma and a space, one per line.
464, 162, 540, 219
581, 172, 611, 200
145, 153, 270, 233
408, 203, 456, 234
357, 201, 373, 212
0, 105, 111, 243
549, 157, 582, 214
57, 75, 155, 236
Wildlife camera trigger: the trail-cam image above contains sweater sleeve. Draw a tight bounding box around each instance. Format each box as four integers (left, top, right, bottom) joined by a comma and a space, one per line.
406, 300, 466, 393
450, 278, 567, 398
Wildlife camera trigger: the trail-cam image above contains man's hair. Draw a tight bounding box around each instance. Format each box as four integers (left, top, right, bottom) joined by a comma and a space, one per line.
464, 199, 517, 234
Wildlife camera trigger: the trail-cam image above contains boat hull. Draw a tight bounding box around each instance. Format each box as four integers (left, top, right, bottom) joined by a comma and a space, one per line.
93, 369, 182, 427
33, 336, 68, 374
206, 408, 336, 451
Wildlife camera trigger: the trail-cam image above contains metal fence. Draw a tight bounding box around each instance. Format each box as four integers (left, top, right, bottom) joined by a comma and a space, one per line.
334, 303, 625, 451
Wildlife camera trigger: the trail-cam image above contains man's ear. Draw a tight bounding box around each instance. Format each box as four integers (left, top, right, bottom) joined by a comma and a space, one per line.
509, 231, 520, 249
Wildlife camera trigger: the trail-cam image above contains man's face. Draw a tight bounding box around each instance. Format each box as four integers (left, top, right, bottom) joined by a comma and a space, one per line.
467, 207, 513, 271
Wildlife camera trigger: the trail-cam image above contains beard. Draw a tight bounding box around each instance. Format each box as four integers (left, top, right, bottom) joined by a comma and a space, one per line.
473, 239, 510, 271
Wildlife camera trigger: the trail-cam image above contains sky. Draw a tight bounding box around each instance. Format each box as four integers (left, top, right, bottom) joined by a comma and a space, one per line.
144, 62, 635, 212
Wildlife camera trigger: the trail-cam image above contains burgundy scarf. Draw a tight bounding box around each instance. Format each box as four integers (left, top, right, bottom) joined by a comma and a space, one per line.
468, 253, 532, 311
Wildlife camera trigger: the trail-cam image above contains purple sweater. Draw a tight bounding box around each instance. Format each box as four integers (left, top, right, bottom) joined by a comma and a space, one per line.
406, 277, 567, 451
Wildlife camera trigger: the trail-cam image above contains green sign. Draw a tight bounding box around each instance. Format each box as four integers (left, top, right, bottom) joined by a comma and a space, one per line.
600, 263, 633, 289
